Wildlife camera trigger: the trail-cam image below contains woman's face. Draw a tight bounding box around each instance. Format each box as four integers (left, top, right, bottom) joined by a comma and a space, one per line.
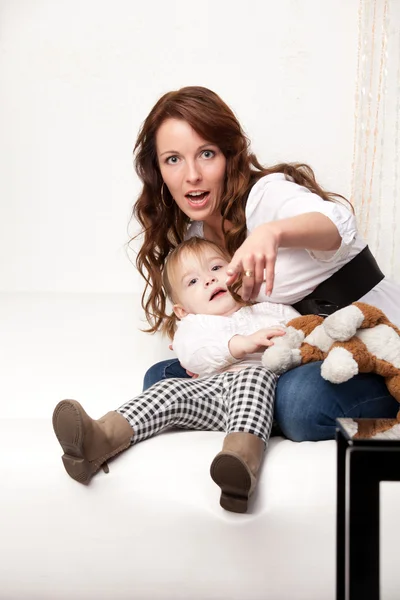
156, 118, 227, 223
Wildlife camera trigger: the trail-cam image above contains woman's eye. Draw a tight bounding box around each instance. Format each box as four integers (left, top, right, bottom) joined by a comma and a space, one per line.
188, 278, 197, 286
166, 156, 179, 165
201, 150, 215, 159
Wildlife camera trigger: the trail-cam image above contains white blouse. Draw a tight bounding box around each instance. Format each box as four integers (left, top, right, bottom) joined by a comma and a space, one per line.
172, 302, 300, 377
186, 173, 400, 326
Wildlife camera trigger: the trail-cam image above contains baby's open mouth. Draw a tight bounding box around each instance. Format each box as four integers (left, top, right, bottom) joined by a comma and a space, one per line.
210, 289, 226, 301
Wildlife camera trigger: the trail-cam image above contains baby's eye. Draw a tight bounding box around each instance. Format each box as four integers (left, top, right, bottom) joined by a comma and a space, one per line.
188, 278, 197, 286
166, 155, 179, 165
211, 265, 222, 271
201, 149, 215, 159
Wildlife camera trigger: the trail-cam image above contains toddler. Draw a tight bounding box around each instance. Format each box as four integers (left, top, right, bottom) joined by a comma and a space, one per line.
53, 238, 299, 512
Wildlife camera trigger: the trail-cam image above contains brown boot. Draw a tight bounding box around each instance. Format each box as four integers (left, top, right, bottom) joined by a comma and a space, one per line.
210, 432, 265, 514
52, 400, 133, 484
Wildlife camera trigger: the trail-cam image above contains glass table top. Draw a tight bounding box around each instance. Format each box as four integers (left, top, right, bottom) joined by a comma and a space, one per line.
337, 417, 400, 443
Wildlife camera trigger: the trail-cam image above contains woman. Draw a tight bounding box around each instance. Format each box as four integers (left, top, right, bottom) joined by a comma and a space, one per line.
132, 85, 400, 441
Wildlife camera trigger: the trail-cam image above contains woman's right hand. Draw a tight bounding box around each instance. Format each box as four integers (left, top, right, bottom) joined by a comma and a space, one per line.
226, 213, 342, 301
225, 222, 280, 301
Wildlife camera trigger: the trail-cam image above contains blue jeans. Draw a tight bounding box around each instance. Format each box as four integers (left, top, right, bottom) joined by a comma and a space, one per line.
142, 359, 399, 442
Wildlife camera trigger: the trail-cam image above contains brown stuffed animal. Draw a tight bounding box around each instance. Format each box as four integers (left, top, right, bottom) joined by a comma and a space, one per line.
262, 302, 400, 420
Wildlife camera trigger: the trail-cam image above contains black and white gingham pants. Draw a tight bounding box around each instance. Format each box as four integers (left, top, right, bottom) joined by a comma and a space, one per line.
116, 366, 277, 445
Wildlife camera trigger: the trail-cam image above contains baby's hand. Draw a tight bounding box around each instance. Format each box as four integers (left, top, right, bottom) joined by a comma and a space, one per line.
229, 327, 286, 359
244, 327, 286, 353
186, 370, 199, 379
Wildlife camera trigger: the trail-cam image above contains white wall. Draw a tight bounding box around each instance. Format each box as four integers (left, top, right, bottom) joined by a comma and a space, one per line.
0, 0, 358, 293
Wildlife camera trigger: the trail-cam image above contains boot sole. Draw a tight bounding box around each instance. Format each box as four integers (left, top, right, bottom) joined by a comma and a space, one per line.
52, 400, 94, 485
210, 453, 252, 513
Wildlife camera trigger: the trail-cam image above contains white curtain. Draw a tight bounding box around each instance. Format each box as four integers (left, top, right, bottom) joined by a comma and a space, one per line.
351, 0, 400, 282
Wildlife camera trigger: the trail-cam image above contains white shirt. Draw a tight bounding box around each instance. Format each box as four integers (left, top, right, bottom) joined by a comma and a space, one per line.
172, 302, 300, 377
186, 173, 400, 326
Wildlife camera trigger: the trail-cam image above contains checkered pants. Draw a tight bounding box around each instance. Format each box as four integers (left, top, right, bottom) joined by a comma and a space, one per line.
116, 365, 277, 445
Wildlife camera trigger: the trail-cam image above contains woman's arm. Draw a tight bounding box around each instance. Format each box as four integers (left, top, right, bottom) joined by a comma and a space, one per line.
269, 212, 341, 251
227, 174, 358, 302
226, 212, 341, 301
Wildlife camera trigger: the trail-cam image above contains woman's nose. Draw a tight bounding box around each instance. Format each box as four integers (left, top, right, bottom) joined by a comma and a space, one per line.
185, 161, 202, 183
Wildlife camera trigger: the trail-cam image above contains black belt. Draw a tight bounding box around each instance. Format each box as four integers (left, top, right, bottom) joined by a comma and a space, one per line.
292, 246, 384, 317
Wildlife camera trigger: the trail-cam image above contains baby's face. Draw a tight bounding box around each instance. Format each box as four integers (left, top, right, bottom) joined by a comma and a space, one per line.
172, 247, 240, 319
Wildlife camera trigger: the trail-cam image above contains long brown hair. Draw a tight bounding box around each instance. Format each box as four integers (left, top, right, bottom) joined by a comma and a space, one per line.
130, 86, 350, 336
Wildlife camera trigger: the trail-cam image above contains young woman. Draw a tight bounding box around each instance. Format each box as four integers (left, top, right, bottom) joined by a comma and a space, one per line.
132, 85, 400, 441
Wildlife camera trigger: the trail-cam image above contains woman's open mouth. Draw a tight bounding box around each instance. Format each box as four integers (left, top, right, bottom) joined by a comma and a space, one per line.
185, 191, 210, 208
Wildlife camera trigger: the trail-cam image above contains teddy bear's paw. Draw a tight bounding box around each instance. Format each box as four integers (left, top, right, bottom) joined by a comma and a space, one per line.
283, 326, 305, 348
323, 305, 365, 341
262, 347, 302, 375
321, 347, 359, 383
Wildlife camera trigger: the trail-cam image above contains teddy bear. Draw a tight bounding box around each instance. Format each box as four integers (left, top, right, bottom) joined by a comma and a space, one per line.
262, 302, 400, 420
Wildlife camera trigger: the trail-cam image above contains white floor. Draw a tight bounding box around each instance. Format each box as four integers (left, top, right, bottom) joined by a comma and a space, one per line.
1, 292, 400, 599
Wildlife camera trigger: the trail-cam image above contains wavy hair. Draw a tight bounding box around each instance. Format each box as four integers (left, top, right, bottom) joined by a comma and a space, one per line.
130, 86, 351, 336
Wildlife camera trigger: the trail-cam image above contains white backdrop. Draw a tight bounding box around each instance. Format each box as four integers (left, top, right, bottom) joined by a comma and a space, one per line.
0, 0, 358, 294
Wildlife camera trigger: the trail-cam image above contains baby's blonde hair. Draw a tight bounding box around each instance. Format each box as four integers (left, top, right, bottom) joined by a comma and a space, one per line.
162, 237, 233, 339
